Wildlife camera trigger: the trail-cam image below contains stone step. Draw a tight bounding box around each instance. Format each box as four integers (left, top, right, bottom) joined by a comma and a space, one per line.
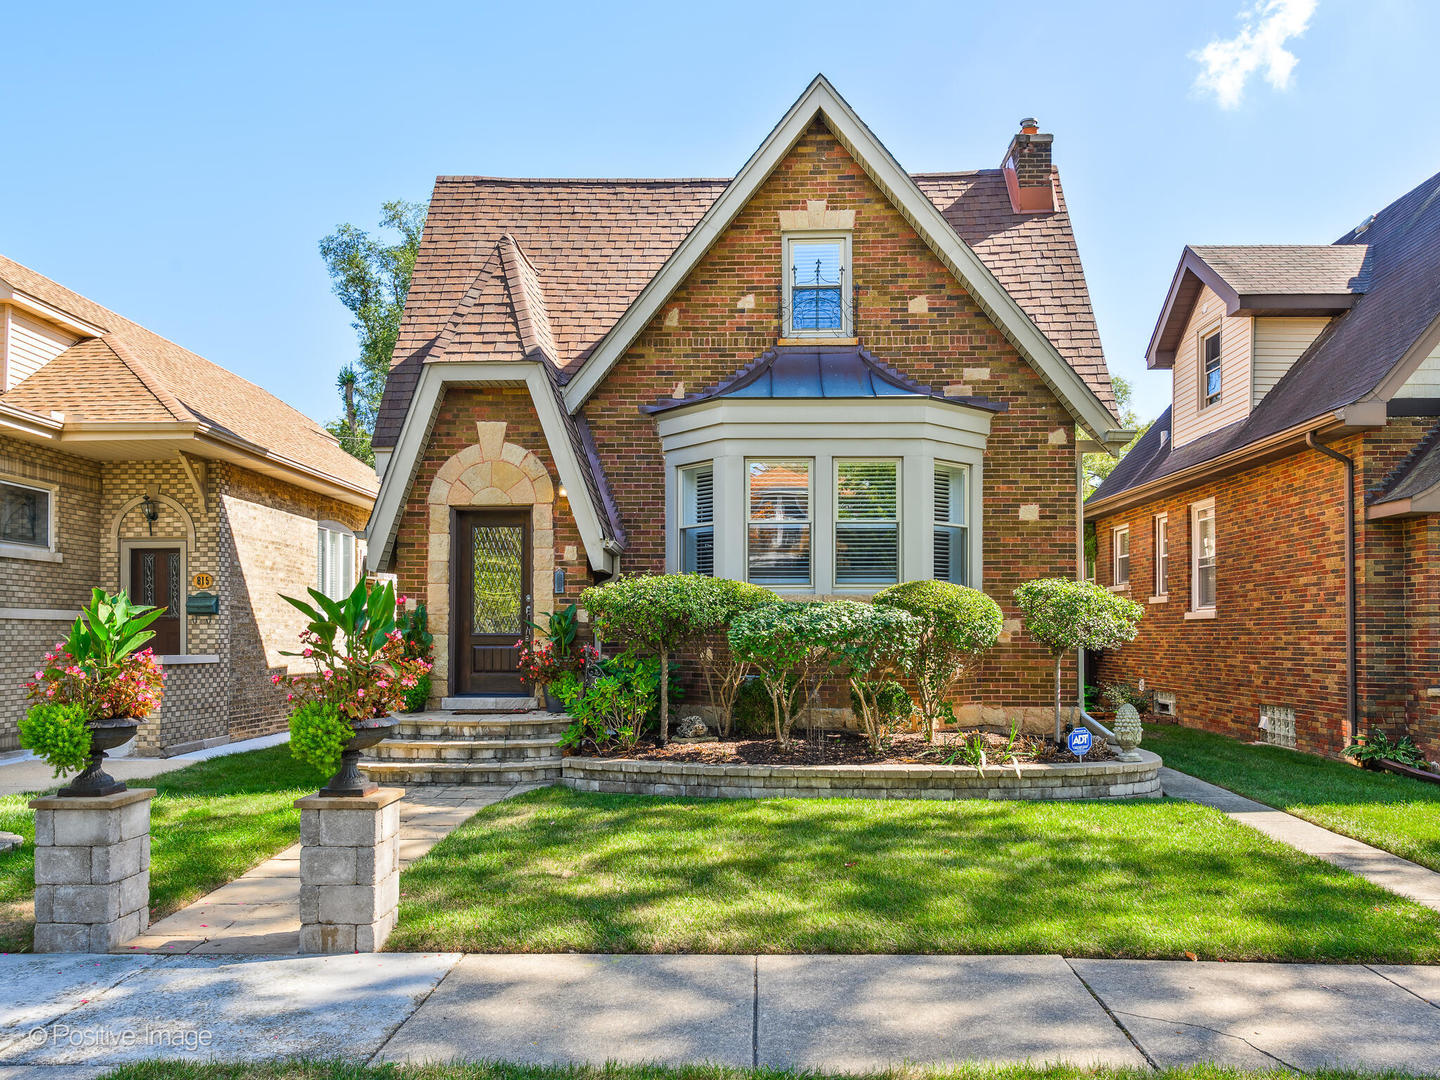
358, 758, 564, 785
369, 738, 561, 763
440, 696, 539, 712
393, 715, 571, 739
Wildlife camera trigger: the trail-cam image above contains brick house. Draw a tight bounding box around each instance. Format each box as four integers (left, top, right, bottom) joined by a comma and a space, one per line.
367, 77, 1128, 725
0, 254, 378, 755
1086, 168, 1440, 762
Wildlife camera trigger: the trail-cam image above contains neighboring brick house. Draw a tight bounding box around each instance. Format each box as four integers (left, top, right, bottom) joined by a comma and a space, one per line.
0, 254, 378, 755
367, 77, 1128, 726
1086, 168, 1440, 762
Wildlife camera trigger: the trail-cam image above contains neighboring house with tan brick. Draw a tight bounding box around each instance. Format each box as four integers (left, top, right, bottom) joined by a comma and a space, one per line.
1086, 168, 1440, 762
0, 254, 378, 755
367, 77, 1129, 724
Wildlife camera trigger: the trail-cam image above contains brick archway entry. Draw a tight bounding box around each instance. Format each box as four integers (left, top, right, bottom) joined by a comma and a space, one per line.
426, 421, 555, 698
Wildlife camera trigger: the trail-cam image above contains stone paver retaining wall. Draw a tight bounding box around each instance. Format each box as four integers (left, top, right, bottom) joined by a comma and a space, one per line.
562, 750, 1162, 800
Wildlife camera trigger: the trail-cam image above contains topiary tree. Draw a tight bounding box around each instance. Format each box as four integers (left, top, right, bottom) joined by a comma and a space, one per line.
1013, 578, 1144, 743
694, 579, 778, 736
874, 580, 1003, 741
811, 600, 920, 753
728, 601, 836, 746
580, 573, 726, 744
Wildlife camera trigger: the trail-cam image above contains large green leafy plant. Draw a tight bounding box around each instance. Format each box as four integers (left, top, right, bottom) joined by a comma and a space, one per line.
728, 601, 836, 746
1013, 578, 1143, 742
874, 580, 1003, 741
553, 655, 660, 755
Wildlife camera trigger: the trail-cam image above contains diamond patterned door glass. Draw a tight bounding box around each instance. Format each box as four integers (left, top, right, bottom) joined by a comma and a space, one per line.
471, 524, 524, 635
140, 551, 156, 605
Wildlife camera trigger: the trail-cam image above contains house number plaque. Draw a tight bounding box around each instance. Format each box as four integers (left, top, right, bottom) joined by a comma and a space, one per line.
192, 572, 215, 590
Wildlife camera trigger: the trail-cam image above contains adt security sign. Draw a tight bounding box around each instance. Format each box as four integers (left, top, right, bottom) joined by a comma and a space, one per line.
1066, 726, 1093, 760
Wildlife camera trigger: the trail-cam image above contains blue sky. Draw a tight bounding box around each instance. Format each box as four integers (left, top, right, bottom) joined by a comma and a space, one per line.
3, 0, 1437, 427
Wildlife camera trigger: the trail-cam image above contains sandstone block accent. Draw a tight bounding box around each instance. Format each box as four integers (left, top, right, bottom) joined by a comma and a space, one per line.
1018, 504, 1040, 522
296, 787, 404, 954
29, 788, 154, 953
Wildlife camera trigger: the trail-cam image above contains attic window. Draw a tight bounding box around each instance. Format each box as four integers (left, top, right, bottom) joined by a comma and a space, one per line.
1201, 329, 1222, 408
784, 235, 851, 336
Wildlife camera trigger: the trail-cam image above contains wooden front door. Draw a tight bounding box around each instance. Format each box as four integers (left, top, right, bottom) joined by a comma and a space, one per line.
129, 547, 182, 655
453, 510, 531, 696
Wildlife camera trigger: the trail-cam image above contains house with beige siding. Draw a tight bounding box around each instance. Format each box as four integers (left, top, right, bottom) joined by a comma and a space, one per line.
0, 254, 378, 755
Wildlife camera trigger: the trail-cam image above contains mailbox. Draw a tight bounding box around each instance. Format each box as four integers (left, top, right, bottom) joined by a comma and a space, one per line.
186, 592, 220, 616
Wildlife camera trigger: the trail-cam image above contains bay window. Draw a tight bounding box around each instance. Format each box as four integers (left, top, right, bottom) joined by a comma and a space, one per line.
933, 463, 969, 586
746, 459, 812, 586
679, 462, 714, 576
834, 460, 899, 585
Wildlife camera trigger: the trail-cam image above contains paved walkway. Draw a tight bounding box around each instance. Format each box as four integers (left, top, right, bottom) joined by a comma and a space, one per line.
121, 783, 540, 954
2, 952, 1439, 1075
1160, 767, 1440, 912
0, 732, 290, 798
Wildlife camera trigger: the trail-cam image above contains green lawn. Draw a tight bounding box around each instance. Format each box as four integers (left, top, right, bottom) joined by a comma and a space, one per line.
388, 785, 1440, 962
1145, 723, 1440, 872
0, 744, 316, 952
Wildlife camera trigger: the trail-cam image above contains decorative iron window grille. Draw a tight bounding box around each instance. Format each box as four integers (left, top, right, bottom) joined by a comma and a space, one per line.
782, 237, 853, 336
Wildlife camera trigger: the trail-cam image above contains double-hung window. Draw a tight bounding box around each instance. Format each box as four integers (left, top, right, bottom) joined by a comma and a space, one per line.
1153, 513, 1169, 597
746, 459, 812, 586
1112, 525, 1130, 587
1191, 501, 1217, 610
317, 523, 356, 600
679, 463, 714, 576
834, 460, 899, 586
933, 463, 969, 586
1201, 329, 1222, 408
0, 479, 51, 549
784, 235, 850, 336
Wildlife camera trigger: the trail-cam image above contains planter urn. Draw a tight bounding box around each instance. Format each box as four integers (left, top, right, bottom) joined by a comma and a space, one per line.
319, 715, 398, 798
58, 717, 140, 798
1113, 704, 1144, 762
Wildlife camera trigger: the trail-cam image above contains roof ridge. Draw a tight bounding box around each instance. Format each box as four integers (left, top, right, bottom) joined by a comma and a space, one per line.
497, 236, 558, 366
101, 335, 194, 422
428, 249, 508, 365
434, 176, 733, 185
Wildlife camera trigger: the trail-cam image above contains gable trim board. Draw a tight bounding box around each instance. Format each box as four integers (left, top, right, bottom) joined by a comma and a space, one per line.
365, 361, 617, 575
557, 75, 1123, 446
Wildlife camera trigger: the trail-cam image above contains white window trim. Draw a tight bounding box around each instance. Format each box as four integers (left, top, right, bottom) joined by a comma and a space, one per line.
1189, 497, 1217, 613
745, 456, 814, 589
118, 538, 188, 655
1198, 324, 1223, 411
0, 473, 58, 554
1152, 512, 1168, 601
317, 520, 358, 600
833, 458, 901, 588
933, 459, 972, 587
678, 461, 715, 576
1111, 524, 1130, 590
782, 232, 852, 338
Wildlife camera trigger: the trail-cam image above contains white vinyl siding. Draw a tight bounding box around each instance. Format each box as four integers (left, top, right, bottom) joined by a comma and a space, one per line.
679, 462, 714, 576
834, 460, 899, 586
4, 311, 78, 390
1252, 317, 1331, 405
746, 459, 812, 586
1153, 513, 1168, 598
1171, 286, 1253, 449
317, 524, 356, 600
933, 463, 969, 587
1112, 525, 1130, 587
1191, 500, 1217, 611
1395, 339, 1440, 399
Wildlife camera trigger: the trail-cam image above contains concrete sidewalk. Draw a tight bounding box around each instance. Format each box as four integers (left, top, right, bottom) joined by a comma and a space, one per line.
2, 952, 1438, 1075
1160, 767, 1440, 912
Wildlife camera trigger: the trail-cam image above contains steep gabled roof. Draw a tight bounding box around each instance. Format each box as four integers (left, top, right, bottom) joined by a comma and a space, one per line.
0, 253, 378, 496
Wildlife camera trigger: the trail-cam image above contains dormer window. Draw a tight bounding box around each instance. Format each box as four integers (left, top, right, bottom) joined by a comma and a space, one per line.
784, 234, 851, 336
1201, 328, 1222, 408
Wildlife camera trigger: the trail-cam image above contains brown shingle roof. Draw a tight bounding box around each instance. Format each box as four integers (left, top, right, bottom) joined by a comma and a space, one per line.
0, 254, 378, 494
1188, 244, 1371, 296
374, 168, 1113, 447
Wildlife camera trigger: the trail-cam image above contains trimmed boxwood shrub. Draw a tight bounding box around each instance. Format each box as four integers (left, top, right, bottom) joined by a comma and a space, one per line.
728, 601, 838, 746
1013, 578, 1144, 742
808, 599, 919, 752
874, 580, 1003, 741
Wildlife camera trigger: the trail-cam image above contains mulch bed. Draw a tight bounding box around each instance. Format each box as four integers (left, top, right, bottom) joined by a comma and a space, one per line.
569, 727, 1115, 766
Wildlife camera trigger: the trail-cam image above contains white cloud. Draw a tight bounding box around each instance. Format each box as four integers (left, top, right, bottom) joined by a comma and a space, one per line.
1192, 0, 1318, 109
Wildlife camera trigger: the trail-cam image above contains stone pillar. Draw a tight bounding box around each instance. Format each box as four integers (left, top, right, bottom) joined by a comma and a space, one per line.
30, 788, 154, 953
296, 787, 403, 953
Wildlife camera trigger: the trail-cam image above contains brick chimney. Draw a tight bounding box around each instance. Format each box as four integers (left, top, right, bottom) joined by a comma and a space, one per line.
1002, 117, 1055, 214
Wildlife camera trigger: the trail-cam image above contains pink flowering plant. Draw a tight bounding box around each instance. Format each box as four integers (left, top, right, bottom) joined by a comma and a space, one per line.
21, 588, 166, 774
517, 637, 597, 691
276, 579, 431, 775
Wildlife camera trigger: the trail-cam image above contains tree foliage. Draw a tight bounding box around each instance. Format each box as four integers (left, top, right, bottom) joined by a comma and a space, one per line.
695, 578, 777, 736
1083, 376, 1154, 496
319, 199, 427, 464
1013, 578, 1144, 741
809, 600, 919, 752
728, 602, 835, 746
874, 580, 1003, 741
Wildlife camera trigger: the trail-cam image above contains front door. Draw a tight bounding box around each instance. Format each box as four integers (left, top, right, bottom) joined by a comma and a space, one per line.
453, 510, 531, 696
129, 547, 182, 655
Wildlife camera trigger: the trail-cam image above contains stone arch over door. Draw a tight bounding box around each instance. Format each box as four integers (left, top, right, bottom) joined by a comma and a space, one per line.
426, 421, 555, 695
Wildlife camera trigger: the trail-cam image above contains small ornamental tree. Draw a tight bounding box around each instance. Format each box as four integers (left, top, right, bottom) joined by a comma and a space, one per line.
1013, 578, 1144, 742
580, 574, 726, 743
728, 602, 834, 746
695, 579, 777, 736
812, 600, 920, 753
874, 580, 1003, 741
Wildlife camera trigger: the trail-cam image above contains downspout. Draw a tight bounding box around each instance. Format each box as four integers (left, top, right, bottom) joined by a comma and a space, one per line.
1305, 431, 1359, 742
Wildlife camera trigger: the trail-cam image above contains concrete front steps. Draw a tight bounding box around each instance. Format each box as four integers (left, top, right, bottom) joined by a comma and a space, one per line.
359, 709, 570, 786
